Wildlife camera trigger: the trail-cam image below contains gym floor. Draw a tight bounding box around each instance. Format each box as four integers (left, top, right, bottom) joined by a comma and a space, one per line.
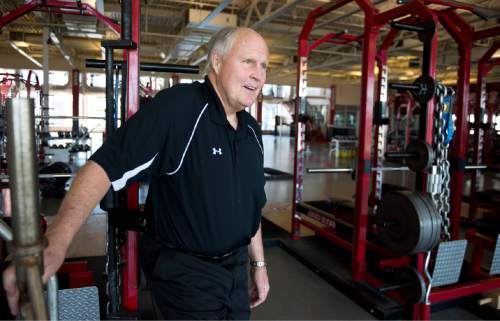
41, 135, 499, 320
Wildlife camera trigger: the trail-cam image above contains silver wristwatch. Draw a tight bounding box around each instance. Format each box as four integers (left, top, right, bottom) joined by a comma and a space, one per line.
250, 260, 267, 268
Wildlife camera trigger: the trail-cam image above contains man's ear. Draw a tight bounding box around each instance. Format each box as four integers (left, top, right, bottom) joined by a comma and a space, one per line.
211, 52, 221, 74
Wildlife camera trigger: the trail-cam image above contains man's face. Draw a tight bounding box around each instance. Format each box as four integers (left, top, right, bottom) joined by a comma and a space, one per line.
213, 30, 268, 113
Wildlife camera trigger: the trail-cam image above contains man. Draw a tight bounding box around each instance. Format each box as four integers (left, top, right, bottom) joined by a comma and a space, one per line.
3, 26, 269, 320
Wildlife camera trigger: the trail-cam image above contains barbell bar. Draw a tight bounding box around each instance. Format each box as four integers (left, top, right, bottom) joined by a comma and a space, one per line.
307, 164, 487, 174
0, 173, 76, 180
35, 116, 113, 120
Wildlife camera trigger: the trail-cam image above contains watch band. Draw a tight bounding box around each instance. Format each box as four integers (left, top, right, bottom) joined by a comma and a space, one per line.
250, 260, 267, 268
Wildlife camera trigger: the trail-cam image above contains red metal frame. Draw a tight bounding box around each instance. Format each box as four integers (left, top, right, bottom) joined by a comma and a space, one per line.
292, 0, 439, 280
370, 28, 398, 207
123, 0, 140, 312
438, 10, 472, 240
468, 42, 500, 220
328, 85, 336, 126
256, 92, 263, 125
292, 1, 500, 320
2, 0, 141, 314
0, 0, 120, 33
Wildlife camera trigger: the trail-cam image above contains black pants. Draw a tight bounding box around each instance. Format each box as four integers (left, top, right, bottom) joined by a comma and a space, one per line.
140, 236, 250, 320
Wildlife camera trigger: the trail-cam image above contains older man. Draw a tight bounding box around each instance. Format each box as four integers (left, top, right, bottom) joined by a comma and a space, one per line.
3, 26, 269, 320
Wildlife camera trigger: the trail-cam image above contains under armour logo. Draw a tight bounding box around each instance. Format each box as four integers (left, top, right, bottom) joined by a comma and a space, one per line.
212, 147, 222, 155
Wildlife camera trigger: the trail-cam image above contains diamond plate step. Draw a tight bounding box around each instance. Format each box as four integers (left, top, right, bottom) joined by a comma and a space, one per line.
490, 234, 500, 276
58, 286, 100, 320
432, 240, 467, 287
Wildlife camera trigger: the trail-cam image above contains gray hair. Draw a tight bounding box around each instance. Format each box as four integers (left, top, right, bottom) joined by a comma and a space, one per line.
205, 27, 240, 74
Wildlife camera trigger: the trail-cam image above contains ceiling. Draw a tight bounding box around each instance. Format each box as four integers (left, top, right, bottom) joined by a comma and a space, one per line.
0, 0, 499, 88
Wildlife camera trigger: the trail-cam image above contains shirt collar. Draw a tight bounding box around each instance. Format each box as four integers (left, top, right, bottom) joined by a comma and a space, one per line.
203, 76, 248, 133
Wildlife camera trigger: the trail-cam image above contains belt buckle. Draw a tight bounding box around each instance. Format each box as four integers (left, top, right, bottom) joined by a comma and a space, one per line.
204, 249, 235, 262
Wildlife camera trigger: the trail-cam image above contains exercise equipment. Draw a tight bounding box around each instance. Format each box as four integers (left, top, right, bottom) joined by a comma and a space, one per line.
379, 267, 426, 304
39, 162, 72, 198
378, 191, 441, 255
385, 140, 434, 172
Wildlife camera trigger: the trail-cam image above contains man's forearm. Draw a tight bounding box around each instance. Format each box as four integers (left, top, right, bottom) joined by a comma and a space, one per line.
248, 222, 265, 261
45, 161, 111, 254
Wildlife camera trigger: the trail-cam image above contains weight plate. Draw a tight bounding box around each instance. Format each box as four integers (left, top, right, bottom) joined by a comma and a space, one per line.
418, 192, 442, 250
418, 192, 438, 252
413, 75, 436, 105
393, 267, 426, 304
379, 191, 442, 255
405, 140, 434, 172
379, 191, 422, 255
407, 192, 431, 254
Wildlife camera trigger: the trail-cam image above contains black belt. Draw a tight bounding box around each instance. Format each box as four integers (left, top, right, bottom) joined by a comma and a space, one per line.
163, 243, 241, 263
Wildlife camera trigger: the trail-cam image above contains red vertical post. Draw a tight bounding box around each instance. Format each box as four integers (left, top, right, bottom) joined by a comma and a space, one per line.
328, 85, 336, 126
257, 92, 263, 125
415, 17, 439, 321
171, 74, 179, 86
468, 69, 485, 220
484, 91, 497, 165
352, 21, 378, 281
438, 11, 473, 239
72, 69, 80, 136
420, 32, 438, 191
123, 0, 140, 312
449, 40, 471, 240
370, 53, 388, 207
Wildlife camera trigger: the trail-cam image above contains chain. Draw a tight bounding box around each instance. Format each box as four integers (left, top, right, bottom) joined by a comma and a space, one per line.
431, 82, 453, 241
105, 223, 122, 316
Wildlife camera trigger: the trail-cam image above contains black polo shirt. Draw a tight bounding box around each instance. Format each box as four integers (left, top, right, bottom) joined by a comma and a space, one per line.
90, 77, 267, 256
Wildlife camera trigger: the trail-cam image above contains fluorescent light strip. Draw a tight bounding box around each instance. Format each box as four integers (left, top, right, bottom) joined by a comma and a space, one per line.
9, 41, 42, 68
50, 32, 75, 68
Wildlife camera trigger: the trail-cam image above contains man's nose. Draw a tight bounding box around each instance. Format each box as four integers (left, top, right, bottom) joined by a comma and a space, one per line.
251, 66, 265, 82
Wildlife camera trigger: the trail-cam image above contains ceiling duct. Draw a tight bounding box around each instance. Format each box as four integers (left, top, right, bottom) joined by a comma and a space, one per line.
187, 8, 237, 31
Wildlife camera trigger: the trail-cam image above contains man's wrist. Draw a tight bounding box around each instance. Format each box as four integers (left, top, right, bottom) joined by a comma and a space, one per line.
249, 260, 267, 268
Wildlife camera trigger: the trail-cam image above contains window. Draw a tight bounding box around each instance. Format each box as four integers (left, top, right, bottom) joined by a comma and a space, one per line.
86, 73, 106, 88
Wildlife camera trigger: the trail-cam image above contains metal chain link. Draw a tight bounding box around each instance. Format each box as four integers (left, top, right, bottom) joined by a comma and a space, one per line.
431, 82, 453, 241
105, 223, 122, 316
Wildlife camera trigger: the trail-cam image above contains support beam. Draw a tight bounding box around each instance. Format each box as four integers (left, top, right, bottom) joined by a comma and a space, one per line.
8, 41, 42, 68
49, 31, 76, 68
251, 0, 308, 30
196, 0, 232, 29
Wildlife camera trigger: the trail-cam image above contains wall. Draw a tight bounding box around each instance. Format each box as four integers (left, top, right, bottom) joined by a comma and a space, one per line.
335, 83, 361, 107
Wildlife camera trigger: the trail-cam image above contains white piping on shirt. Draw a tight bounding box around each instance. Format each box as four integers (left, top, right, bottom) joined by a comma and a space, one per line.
166, 103, 209, 175
111, 153, 158, 191
248, 125, 263, 155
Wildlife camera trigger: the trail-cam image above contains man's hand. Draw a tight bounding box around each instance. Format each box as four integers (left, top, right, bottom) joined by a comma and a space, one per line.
2, 243, 66, 316
249, 266, 269, 308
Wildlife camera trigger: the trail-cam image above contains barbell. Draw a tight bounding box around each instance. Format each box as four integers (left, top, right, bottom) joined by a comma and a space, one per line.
0, 173, 76, 180
307, 164, 487, 174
